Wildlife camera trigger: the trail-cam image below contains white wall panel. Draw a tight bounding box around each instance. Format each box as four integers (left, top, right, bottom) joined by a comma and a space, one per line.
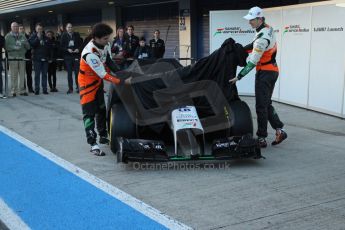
210, 1, 345, 117
280, 6, 312, 107
308, 4, 345, 116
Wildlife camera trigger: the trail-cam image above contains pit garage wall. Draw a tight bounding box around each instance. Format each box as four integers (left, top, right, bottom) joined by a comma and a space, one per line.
210, 0, 345, 118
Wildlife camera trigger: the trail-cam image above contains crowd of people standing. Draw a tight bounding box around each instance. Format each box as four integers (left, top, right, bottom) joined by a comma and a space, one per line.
0, 22, 165, 98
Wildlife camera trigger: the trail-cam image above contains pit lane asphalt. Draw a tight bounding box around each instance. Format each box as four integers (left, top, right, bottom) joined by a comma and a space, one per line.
1, 72, 345, 230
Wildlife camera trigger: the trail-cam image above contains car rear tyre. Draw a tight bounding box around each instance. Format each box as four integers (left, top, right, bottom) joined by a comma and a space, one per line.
110, 103, 136, 153
229, 100, 253, 136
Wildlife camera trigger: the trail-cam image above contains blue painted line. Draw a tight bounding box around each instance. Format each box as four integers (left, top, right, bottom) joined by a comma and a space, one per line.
0, 131, 167, 230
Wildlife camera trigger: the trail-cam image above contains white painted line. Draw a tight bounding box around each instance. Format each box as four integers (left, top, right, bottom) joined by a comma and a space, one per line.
0, 198, 30, 230
0, 125, 192, 230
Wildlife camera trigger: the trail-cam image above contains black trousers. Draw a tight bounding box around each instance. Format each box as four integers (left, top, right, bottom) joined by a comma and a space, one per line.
26, 60, 33, 91
255, 70, 284, 138
48, 62, 57, 89
64, 57, 79, 90
81, 87, 107, 145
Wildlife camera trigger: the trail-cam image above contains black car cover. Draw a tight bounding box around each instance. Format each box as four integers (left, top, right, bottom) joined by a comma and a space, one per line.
111, 38, 248, 134
116, 37, 247, 108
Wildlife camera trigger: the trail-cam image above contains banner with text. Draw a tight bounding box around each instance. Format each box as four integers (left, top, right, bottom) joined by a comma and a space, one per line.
308, 4, 345, 116
210, 10, 255, 95
210, 2, 345, 117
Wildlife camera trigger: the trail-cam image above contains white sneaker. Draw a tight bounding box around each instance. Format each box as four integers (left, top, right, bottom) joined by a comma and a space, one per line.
0, 93, 6, 99
90, 144, 105, 156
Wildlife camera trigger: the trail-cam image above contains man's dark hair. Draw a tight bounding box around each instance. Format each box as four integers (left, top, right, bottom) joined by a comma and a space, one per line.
154, 29, 160, 33
91, 23, 113, 38
35, 22, 43, 28
127, 25, 134, 30
139, 36, 146, 42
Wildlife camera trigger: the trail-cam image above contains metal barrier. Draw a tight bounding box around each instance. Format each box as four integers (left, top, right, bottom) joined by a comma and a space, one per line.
4, 57, 8, 98
1, 57, 79, 97
1, 55, 197, 97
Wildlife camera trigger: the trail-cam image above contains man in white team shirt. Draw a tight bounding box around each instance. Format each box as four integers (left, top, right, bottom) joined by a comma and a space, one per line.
229, 6, 287, 148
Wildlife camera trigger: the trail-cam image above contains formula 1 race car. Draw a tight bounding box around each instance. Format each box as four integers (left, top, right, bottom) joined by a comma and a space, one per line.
106, 38, 262, 163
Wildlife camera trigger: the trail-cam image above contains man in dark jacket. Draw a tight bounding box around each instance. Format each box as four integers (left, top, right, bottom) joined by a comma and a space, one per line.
149, 30, 165, 59
28, 23, 50, 95
60, 23, 81, 94
125, 25, 139, 58
46, 31, 59, 92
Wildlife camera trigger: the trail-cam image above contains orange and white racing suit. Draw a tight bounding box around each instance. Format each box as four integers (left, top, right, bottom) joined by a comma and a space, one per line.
78, 40, 122, 145
240, 23, 284, 138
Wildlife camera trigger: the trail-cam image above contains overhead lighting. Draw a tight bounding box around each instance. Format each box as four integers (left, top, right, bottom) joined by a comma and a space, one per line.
108, 1, 114, 5
48, 10, 53, 13
15, 15, 19, 18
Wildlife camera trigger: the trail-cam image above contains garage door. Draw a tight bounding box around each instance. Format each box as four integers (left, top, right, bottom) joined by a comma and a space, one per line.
123, 2, 179, 58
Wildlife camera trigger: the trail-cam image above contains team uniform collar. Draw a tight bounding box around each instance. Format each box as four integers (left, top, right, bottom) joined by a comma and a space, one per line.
256, 23, 266, 33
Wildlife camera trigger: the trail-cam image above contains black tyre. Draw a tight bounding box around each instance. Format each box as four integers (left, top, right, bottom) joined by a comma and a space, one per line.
229, 100, 253, 136
106, 83, 118, 129
109, 103, 136, 153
